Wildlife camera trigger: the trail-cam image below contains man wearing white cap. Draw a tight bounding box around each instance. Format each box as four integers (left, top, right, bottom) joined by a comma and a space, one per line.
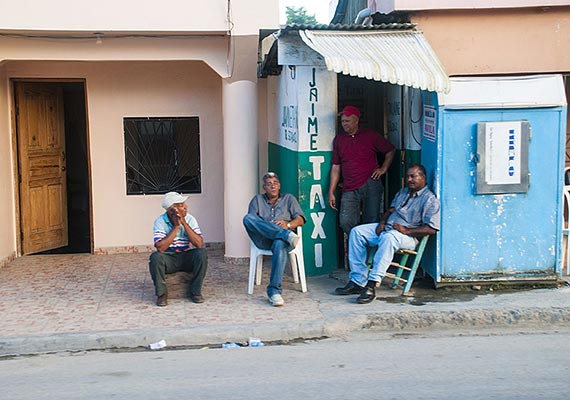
149, 192, 208, 306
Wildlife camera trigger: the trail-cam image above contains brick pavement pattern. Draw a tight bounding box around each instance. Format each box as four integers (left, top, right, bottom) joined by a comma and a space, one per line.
0, 249, 321, 337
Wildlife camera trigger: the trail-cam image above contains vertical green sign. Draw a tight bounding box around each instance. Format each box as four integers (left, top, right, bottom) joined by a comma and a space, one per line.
271, 65, 338, 276
296, 67, 338, 275
298, 152, 338, 274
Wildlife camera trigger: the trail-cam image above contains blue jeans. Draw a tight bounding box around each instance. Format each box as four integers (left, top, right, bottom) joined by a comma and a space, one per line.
339, 178, 384, 234
243, 214, 293, 296
348, 223, 416, 286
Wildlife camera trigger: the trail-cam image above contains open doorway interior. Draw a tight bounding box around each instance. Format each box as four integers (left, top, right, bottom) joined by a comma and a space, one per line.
336, 75, 422, 268
336, 74, 391, 268
56, 82, 91, 254
337, 74, 405, 198
15, 81, 91, 255
337, 74, 386, 139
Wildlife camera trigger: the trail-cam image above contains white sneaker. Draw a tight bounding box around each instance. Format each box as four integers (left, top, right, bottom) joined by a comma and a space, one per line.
269, 293, 285, 307
287, 232, 300, 249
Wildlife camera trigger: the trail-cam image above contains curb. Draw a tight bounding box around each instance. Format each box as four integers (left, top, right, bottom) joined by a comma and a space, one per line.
0, 321, 327, 357
2, 307, 570, 357
328, 307, 570, 333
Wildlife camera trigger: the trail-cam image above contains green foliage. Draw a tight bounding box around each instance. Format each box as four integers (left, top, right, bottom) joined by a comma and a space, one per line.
286, 6, 318, 25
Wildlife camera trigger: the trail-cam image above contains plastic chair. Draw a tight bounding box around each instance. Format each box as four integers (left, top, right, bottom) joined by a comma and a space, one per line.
248, 226, 307, 294
366, 235, 430, 296
563, 186, 570, 275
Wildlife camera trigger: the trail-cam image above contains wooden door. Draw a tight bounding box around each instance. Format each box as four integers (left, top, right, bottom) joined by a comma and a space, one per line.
15, 82, 68, 254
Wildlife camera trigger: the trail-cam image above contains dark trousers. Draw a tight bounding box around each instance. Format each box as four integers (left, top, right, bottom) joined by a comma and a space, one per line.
339, 178, 384, 234
149, 248, 208, 297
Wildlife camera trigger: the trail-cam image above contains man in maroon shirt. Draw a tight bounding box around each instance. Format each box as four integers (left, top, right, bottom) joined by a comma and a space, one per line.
328, 105, 395, 235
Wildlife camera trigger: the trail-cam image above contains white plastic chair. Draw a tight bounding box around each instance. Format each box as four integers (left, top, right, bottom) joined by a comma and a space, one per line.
248, 226, 307, 294
563, 186, 570, 275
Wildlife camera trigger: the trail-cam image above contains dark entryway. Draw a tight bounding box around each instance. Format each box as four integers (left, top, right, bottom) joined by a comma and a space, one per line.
336, 74, 391, 268
59, 82, 91, 253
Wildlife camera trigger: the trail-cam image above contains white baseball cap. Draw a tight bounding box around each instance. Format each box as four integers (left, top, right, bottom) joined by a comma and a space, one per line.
162, 192, 188, 210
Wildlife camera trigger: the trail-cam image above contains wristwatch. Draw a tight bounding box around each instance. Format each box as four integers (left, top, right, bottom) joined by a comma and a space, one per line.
287, 222, 291, 229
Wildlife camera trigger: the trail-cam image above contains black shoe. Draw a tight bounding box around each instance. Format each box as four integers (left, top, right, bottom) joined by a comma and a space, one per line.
357, 286, 376, 304
156, 293, 168, 307
190, 293, 204, 304
335, 281, 365, 295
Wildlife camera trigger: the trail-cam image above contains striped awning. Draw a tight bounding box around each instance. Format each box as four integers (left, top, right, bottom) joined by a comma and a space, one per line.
299, 29, 450, 93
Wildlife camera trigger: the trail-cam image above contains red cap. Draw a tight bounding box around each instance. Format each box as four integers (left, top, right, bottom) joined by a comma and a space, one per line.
340, 105, 361, 118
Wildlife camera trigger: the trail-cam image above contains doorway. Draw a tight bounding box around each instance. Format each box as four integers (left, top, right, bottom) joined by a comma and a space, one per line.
336, 74, 390, 268
337, 74, 396, 193
14, 81, 91, 255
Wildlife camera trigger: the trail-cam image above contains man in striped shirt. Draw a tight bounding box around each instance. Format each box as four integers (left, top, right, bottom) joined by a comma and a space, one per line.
149, 192, 208, 306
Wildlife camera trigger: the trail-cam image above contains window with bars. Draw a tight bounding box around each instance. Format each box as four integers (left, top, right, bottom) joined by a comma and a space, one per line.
124, 117, 201, 195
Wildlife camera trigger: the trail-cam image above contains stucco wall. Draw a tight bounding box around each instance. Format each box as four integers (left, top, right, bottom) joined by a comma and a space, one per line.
258, 75, 280, 183
0, 65, 16, 264
0, 0, 278, 35
412, 7, 570, 75
4, 60, 224, 251
257, 78, 269, 184
382, 0, 570, 13
0, 35, 231, 78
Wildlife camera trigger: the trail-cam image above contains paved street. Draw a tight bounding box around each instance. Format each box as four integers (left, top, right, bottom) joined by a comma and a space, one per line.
2, 328, 569, 400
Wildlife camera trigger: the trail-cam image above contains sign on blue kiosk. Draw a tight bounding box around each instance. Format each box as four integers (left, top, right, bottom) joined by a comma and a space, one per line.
476, 121, 530, 194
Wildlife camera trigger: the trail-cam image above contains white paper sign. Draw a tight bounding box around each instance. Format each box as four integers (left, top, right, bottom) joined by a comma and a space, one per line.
484, 121, 522, 185
423, 105, 436, 142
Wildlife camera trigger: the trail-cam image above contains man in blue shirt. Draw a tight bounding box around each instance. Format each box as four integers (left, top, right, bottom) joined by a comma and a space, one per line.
149, 192, 208, 306
243, 172, 306, 307
335, 164, 440, 304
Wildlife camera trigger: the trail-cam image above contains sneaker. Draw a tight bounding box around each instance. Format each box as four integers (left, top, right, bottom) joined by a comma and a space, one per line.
269, 293, 285, 307
287, 232, 300, 249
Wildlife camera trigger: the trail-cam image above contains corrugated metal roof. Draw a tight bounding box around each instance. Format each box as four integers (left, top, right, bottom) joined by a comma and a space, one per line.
281, 23, 417, 31
299, 30, 450, 93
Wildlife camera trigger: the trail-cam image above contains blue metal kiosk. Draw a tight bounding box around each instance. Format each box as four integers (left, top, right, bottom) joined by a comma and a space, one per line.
421, 75, 567, 285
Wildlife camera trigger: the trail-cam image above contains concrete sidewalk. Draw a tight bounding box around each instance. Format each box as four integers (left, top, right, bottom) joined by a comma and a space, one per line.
1, 248, 569, 356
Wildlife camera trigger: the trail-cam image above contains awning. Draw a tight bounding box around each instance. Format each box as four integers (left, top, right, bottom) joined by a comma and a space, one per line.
299, 30, 450, 93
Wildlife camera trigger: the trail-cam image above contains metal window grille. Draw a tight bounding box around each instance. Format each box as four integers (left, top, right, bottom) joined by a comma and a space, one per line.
124, 117, 201, 195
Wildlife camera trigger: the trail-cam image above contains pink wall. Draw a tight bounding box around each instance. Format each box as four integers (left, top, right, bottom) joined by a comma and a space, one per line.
0, 0, 278, 261
0, 65, 17, 264
4, 60, 225, 251
412, 7, 570, 75
0, 0, 278, 35
382, 0, 570, 13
